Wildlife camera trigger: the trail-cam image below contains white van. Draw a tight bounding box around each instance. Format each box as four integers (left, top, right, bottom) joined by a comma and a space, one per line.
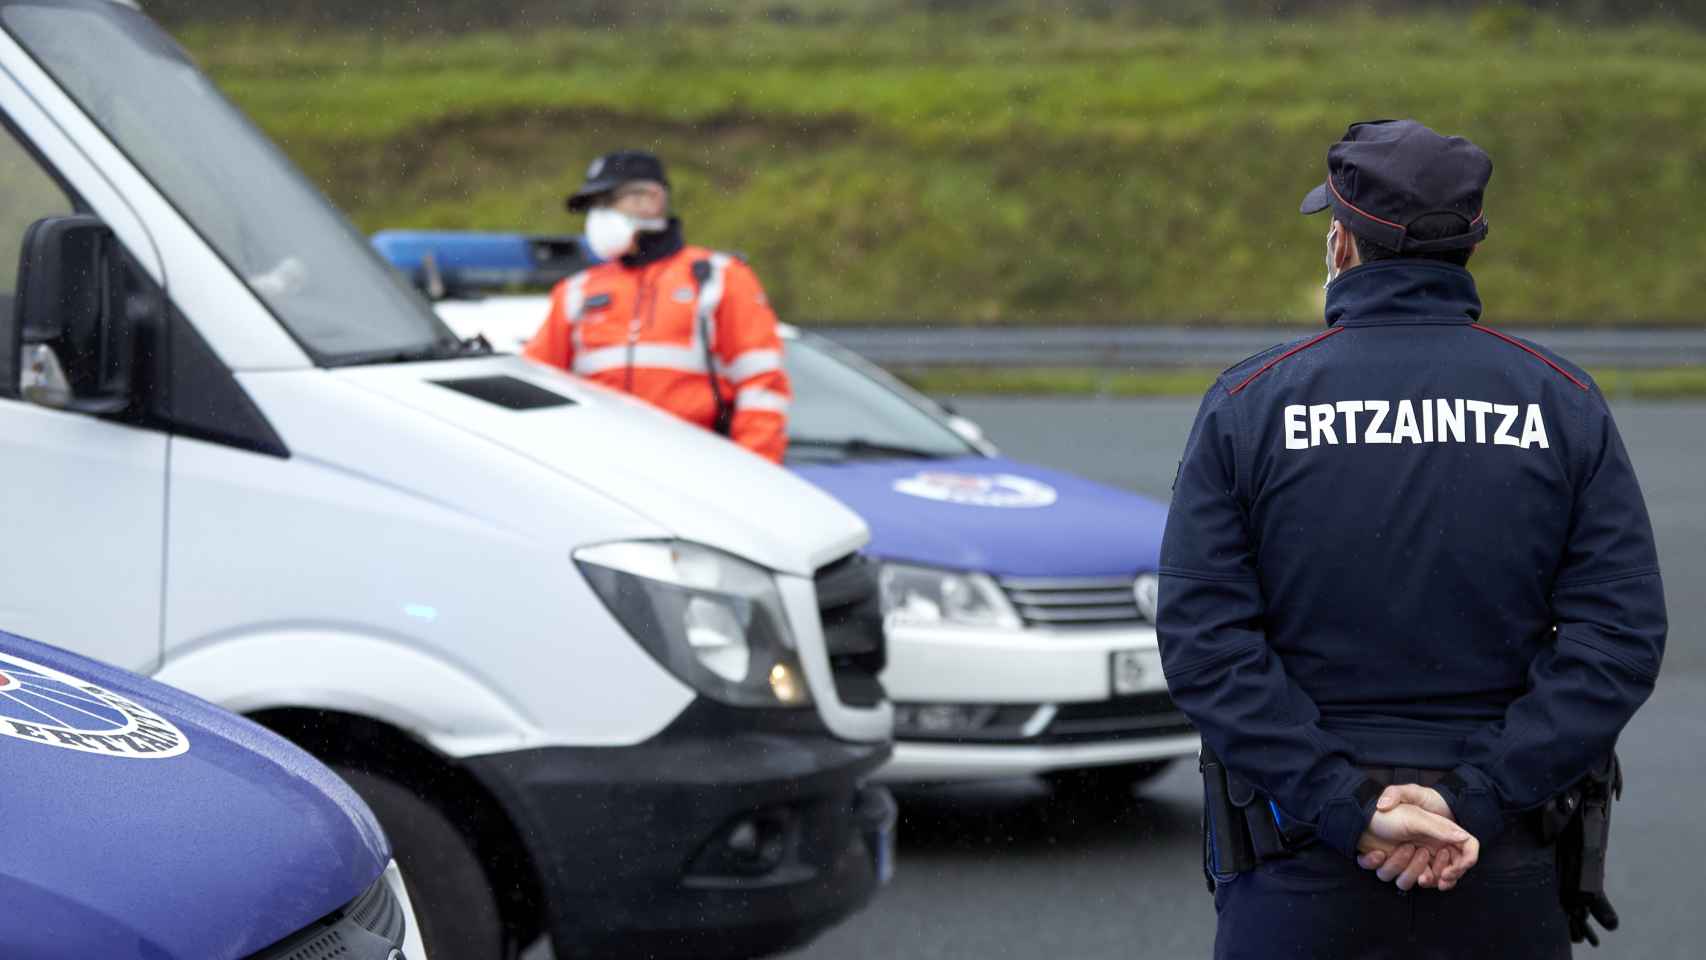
0, 4, 892, 959
387, 234, 1199, 799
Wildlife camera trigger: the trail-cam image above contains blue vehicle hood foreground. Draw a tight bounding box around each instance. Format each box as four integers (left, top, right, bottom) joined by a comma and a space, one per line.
0, 631, 389, 959
791, 455, 1167, 578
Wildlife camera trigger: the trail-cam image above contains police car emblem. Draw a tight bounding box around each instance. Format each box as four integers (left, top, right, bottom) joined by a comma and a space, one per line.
892, 472, 1058, 509
0, 651, 188, 758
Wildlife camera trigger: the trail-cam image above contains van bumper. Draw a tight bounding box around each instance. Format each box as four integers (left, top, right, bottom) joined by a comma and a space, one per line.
465, 705, 893, 960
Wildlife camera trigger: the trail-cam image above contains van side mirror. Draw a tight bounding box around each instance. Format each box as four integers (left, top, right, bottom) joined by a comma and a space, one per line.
9, 215, 133, 413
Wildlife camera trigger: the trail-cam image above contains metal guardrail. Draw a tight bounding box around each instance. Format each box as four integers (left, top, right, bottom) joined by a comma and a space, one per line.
814, 326, 1706, 370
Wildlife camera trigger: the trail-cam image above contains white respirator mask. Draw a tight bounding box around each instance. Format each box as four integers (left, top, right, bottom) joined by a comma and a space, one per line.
585, 206, 666, 261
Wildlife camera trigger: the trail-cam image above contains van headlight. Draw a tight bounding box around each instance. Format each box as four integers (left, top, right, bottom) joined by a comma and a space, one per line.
878, 563, 1022, 630
576, 540, 811, 708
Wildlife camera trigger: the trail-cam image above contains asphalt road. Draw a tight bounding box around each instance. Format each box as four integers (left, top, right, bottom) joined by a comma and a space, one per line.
784, 397, 1706, 960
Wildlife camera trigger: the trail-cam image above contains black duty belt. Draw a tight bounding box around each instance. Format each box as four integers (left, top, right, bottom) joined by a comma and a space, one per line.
1358, 766, 1447, 789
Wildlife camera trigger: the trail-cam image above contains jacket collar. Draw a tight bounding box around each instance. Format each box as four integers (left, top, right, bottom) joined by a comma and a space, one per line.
620, 217, 685, 268
1324, 259, 1482, 328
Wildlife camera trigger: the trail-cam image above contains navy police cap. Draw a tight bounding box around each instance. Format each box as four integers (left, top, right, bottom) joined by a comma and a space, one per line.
567, 149, 670, 212
1300, 119, 1491, 253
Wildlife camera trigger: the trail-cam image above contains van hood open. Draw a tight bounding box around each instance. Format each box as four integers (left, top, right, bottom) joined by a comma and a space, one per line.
333, 355, 869, 576
0, 630, 388, 958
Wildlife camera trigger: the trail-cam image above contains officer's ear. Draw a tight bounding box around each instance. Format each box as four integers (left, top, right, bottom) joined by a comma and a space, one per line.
1333, 220, 1361, 271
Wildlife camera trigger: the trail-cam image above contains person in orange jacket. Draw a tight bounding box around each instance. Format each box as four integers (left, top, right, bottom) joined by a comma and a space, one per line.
525, 150, 791, 463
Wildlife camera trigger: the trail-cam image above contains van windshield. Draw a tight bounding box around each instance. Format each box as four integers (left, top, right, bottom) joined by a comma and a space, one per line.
1, 0, 455, 366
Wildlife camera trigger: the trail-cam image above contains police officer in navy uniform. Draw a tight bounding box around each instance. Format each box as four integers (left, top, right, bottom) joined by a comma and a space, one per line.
1158, 119, 1666, 959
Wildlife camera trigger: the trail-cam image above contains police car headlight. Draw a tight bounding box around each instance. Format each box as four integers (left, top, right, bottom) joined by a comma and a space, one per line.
1133, 572, 1160, 624
577, 540, 811, 708
878, 563, 1022, 630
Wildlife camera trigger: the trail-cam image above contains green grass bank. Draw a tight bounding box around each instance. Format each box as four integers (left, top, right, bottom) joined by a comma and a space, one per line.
175, 9, 1706, 327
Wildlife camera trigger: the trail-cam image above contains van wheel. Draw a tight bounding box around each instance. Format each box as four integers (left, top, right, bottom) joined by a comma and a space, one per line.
1045, 760, 1175, 804
334, 766, 507, 960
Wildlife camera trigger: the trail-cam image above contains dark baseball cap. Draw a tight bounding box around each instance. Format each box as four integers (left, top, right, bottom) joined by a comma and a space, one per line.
1300, 119, 1491, 253
566, 149, 670, 212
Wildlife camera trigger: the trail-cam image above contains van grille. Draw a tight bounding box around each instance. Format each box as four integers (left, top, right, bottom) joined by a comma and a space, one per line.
814, 553, 886, 708
997, 574, 1146, 627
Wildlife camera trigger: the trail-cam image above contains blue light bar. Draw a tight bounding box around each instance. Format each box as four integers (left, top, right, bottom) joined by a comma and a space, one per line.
371, 230, 599, 296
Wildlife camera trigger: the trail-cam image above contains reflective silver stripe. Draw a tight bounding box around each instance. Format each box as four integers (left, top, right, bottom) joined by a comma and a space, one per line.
720, 348, 782, 383
573, 344, 707, 376
564, 272, 590, 357
693, 252, 733, 355
735, 386, 791, 413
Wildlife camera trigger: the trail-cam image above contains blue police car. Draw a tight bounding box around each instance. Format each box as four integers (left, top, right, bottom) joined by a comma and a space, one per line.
381, 229, 1200, 796
0, 628, 423, 958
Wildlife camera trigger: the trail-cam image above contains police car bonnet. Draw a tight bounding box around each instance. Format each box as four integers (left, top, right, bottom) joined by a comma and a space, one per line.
0, 629, 390, 959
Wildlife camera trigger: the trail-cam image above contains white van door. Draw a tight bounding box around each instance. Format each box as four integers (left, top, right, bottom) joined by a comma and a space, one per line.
0, 79, 165, 672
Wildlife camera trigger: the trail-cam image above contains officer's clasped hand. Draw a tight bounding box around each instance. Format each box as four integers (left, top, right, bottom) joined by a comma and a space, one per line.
1354, 784, 1480, 892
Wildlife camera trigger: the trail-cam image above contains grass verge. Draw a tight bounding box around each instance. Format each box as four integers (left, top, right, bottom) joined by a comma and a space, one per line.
173, 11, 1706, 327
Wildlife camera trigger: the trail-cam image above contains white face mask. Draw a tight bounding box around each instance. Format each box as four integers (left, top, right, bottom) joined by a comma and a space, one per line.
585, 207, 666, 261
1323, 221, 1342, 290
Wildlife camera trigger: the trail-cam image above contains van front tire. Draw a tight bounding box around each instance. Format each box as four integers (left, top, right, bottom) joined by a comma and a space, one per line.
333, 766, 506, 960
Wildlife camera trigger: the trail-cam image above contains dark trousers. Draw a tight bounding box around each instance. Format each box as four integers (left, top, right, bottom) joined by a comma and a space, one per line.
1213, 827, 1572, 959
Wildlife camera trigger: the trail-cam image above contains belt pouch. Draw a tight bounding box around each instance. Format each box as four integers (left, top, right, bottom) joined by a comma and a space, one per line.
1200, 746, 1256, 883
1232, 776, 1288, 862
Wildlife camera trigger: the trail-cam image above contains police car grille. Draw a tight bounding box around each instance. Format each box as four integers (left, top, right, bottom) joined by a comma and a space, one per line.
997, 575, 1146, 627
893, 695, 1191, 744
343, 873, 406, 945
245, 872, 405, 959
1039, 693, 1193, 743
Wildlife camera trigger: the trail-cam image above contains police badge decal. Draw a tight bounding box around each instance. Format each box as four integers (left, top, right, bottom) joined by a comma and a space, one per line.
892, 471, 1059, 508
0, 652, 189, 758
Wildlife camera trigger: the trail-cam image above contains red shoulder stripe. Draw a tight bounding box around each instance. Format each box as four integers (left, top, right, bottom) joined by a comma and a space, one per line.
1226, 326, 1346, 396
1469, 324, 1590, 391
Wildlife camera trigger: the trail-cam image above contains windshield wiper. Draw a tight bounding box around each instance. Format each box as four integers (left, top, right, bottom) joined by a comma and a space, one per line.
788, 436, 946, 460
332, 333, 495, 367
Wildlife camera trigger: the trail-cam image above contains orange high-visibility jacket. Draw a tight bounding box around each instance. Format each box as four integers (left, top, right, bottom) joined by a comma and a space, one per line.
525, 244, 791, 462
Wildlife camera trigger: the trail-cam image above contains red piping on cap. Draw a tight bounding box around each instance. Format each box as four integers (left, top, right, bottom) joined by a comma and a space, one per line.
1327, 176, 1485, 232
1469, 324, 1590, 391
1327, 176, 1405, 230
1227, 326, 1346, 396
